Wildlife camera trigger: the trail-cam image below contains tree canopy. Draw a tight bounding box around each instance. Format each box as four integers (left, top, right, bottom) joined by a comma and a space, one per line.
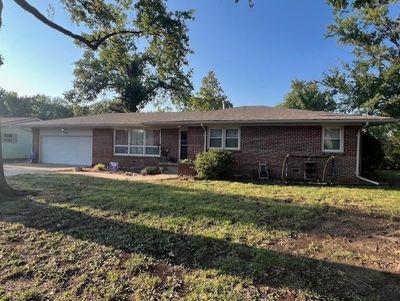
280, 80, 337, 112
64, 0, 194, 112
0, 89, 73, 120
185, 71, 233, 111
323, 0, 400, 119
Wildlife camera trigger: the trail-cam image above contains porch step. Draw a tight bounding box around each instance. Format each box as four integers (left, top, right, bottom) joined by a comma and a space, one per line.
159, 162, 178, 174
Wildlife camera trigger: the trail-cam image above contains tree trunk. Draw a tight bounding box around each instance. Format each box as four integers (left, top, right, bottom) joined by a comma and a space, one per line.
0, 119, 17, 199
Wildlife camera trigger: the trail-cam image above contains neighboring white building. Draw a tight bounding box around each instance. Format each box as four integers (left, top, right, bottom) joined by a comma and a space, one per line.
1, 117, 40, 160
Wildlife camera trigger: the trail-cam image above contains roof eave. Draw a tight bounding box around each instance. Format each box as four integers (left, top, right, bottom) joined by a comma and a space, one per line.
22, 118, 396, 128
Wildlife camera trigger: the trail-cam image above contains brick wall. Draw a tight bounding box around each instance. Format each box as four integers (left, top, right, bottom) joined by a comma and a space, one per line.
92, 128, 159, 171
187, 126, 205, 160
161, 128, 179, 162
232, 125, 360, 183
184, 125, 361, 184
32, 129, 40, 163
37, 125, 361, 183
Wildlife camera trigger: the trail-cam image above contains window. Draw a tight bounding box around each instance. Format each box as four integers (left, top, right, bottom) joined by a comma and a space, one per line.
322, 127, 343, 152
114, 129, 160, 156
208, 127, 240, 150
225, 129, 239, 149
2, 133, 17, 144
209, 128, 223, 148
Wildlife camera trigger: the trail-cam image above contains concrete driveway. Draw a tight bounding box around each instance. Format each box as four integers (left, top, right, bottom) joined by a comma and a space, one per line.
4, 163, 76, 177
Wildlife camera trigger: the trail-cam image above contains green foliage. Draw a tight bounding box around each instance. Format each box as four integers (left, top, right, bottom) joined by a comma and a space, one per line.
0, 88, 73, 120
384, 129, 400, 169
194, 150, 234, 180
361, 132, 384, 173
369, 124, 400, 170
185, 71, 233, 111
93, 163, 106, 171
66, 0, 194, 112
140, 166, 161, 175
280, 80, 336, 111
323, 0, 400, 119
68, 98, 127, 117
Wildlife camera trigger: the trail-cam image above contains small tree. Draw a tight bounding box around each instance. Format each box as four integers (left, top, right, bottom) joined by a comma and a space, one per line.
185, 71, 233, 111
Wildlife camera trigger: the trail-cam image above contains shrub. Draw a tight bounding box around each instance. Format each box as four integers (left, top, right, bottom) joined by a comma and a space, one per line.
361, 132, 384, 174
93, 163, 106, 171
384, 129, 400, 169
140, 166, 161, 175
194, 150, 234, 180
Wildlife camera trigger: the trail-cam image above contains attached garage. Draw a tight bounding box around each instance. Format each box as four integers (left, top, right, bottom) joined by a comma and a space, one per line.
39, 129, 93, 166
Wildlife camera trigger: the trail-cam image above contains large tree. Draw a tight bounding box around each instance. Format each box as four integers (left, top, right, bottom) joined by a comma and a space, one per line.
322, 0, 400, 118
0, 0, 194, 198
322, 0, 400, 169
67, 1, 193, 111
280, 80, 337, 111
185, 71, 233, 111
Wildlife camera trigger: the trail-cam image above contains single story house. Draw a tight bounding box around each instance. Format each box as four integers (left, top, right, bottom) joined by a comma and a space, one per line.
23, 106, 394, 184
1, 117, 39, 160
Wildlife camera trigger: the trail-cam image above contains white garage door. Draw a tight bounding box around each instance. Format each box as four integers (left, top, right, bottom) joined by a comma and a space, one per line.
41, 136, 93, 165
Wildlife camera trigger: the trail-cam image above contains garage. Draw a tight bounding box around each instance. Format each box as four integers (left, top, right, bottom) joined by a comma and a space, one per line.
40, 129, 93, 165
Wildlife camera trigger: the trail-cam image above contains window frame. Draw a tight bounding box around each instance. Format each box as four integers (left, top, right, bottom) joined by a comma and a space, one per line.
113, 129, 160, 157
207, 127, 241, 151
322, 126, 344, 153
2, 133, 17, 144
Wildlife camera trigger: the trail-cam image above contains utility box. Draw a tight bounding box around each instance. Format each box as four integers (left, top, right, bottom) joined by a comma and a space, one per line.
304, 161, 317, 180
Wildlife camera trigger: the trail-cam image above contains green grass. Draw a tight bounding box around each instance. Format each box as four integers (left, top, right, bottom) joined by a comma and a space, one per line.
1, 174, 399, 300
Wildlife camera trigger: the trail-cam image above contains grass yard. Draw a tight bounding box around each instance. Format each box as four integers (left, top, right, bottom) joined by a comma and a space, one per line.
1, 175, 400, 300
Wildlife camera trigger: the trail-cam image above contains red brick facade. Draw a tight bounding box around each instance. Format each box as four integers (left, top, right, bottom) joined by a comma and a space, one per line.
32, 129, 40, 163
187, 126, 205, 160
92, 129, 159, 171
180, 125, 360, 184
34, 124, 361, 183
232, 125, 360, 183
160, 128, 179, 162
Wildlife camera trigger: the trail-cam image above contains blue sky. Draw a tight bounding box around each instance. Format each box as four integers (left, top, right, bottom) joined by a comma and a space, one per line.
0, 0, 353, 107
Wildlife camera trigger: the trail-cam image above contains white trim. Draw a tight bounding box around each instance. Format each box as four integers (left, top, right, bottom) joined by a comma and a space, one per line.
178, 128, 189, 161
207, 127, 241, 151
322, 126, 344, 153
113, 129, 161, 157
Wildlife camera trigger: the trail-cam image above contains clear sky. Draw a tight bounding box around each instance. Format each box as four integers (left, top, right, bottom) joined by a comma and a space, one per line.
0, 0, 353, 108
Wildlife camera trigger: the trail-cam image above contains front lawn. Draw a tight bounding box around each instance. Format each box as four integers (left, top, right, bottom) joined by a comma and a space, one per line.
1, 175, 400, 300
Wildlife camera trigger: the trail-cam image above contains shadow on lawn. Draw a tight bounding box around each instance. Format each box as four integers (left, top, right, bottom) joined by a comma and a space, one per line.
1, 197, 399, 300
10, 174, 395, 238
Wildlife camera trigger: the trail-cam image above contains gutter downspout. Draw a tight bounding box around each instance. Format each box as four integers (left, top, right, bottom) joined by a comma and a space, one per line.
355, 122, 379, 186
201, 123, 207, 152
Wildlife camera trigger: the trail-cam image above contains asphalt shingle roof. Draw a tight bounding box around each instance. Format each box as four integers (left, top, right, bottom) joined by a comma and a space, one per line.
21, 106, 395, 128
0, 117, 40, 126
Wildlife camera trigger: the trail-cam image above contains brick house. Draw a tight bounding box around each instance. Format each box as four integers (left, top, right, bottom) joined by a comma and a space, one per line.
24, 106, 394, 184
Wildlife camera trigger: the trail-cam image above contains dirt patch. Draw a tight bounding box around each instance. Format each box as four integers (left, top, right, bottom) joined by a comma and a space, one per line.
63, 170, 178, 182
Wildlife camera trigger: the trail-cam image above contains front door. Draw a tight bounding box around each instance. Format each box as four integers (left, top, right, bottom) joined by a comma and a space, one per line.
179, 130, 188, 160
